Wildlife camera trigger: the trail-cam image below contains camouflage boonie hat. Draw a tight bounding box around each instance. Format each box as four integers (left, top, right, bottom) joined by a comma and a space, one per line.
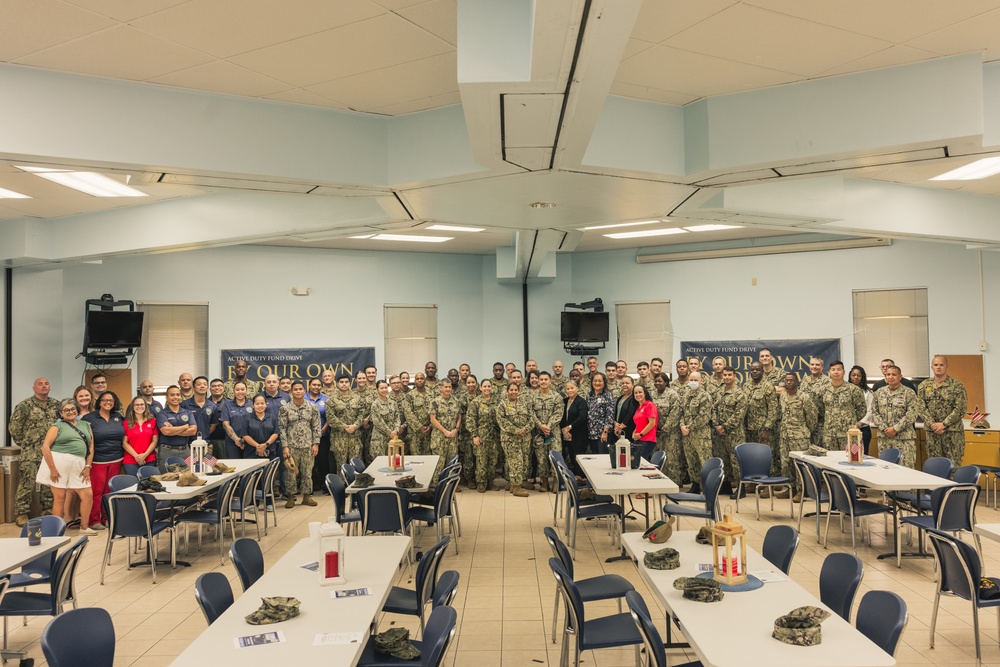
395, 475, 418, 489
643, 547, 680, 570
245, 597, 301, 625
772, 606, 831, 646
136, 478, 165, 493
150, 472, 180, 483
354, 472, 375, 488
695, 526, 712, 544
373, 627, 420, 660
806, 445, 828, 457
672, 577, 723, 602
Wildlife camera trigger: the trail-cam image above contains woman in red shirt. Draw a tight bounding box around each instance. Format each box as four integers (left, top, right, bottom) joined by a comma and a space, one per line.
632, 384, 659, 462
123, 396, 159, 476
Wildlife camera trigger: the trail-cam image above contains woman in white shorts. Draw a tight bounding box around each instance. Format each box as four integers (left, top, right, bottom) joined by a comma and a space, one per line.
38, 398, 97, 535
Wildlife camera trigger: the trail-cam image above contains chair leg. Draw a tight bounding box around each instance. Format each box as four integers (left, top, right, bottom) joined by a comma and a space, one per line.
100, 532, 114, 584
972, 602, 982, 662
929, 590, 941, 647
551, 588, 561, 644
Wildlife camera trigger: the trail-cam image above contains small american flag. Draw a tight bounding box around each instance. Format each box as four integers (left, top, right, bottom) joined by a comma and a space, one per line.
202, 455, 218, 468
183, 455, 194, 467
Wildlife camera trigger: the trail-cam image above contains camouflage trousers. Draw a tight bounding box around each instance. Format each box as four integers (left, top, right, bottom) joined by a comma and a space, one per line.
780, 435, 811, 493
284, 447, 314, 496
15, 451, 53, 516
682, 431, 713, 484
501, 433, 531, 486
529, 433, 560, 481
822, 431, 849, 452
878, 437, 915, 469
368, 432, 391, 461
409, 428, 432, 456
712, 430, 745, 488
474, 436, 499, 486
656, 431, 686, 486
925, 430, 965, 470
360, 427, 373, 465
430, 432, 458, 488
746, 427, 779, 476
330, 433, 362, 476
458, 432, 476, 484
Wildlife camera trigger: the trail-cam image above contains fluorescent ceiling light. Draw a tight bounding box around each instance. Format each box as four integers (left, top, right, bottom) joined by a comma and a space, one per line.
372, 234, 452, 243
605, 228, 688, 240
582, 220, 660, 231
16, 166, 147, 197
0, 187, 30, 199
862, 315, 912, 320
348, 234, 375, 239
426, 224, 484, 232
683, 224, 743, 232
930, 156, 1000, 181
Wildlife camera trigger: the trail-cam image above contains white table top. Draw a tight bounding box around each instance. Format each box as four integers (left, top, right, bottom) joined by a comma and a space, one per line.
623, 531, 895, 667
577, 455, 679, 496
0, 537, 72, 575
346, 455, 439, 494
790, 450, 957, 491
172, 535, 410, 667
124, 458, 269, 500
975, 523, 1000, 543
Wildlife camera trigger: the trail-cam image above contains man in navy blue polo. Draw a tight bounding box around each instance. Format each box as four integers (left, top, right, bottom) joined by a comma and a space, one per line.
261, 374, 290, 493
155, 385, 196, 470
181, 376, 220, 446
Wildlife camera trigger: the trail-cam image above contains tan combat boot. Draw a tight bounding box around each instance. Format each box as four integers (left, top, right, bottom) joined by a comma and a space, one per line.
301, 494, 317, 507
285, 495, 296, 509
512, 487, 529, 497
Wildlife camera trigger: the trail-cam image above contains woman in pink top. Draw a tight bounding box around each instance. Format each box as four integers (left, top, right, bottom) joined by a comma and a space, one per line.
123, 396, 159, 477
632, 384, 659, 461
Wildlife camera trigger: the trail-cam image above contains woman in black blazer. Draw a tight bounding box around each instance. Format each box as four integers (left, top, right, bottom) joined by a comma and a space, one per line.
560, 381, 589, 475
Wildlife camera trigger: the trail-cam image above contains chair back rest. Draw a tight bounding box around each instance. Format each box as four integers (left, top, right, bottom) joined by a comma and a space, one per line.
923, 457, 954, 479
416, 536, 451, 608
41, 607, 115, 667
435, 473, 461, 518
341, 463, 357, 484
420, 605, 458, 667
52, 536, 89, 611
819, 552, 864, 622
137, 465, 160, 479
932, 484, 979, 532
794, 459, 822, 501
211, 476, 242, 518
109, 474, 139, 492
548, 557, 585, 648
703, 467, 725, 518
351, 457, 366, 473
549, 451, 567, 491
446, 454, 460, 467
762, 525, 799, 575
440, 462, 462, 482
432, 571, 460, 608
166, 456, 186, 466
236, 468, 264, 508
107, 493, 159, 539
701, 457, 723, 489
927, 528, 980, 602
195, 572, 234, 625
822, 470, 857, 513
230, 538, 264, 592
543, 525, 575, 578
18, 516, 67, 578
878, 448, 902, 465
855, 590, 907, 656
649, 450, 665, 470
953, 464, 981, 484
549, 449, 566, 468
326, 473, 349, 521
556, 463, 582, 509
261, 457, 282, 493
359, 487, 410, 534
734, 442, 772, 478
625, 591, 667, 667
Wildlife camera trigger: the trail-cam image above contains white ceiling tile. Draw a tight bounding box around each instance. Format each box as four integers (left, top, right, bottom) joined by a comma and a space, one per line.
621, 38, 656, 62
0, 0, 115, 61
745, 0, 1000, 44
61, 0, 190, 22
148, 60, 293, 98
261, 88, 351, 110
615, 44, 801, 99
231, 13, 452, 87
131, 0, 386, 59
818, 44, 941, 78
630, 0, 738, 45
396, 0, 457, 46
664, 4, 892, 77
609, 82, 695, 106
307, 52, 457, 112
908, 8, 1000, 61
368, 91, 462, 116
15, 25, 212, 81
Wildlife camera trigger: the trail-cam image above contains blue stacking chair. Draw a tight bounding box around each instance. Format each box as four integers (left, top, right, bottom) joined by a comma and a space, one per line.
856, 591, 907, 656
665, 457, 723, 504
194, 572, 234, 625
793, 458, 828, 541
380, 537, 449, 638
663, 467, 724, 528
41, 607, 115, 667
174, 476, 241, 565
734, 442, 791, 519
325, 473, 362, 536
358, 487, 415, 564
821, 469, 892, 554
357, 605, 457, 667
137, 465, 160, 479
762, 525, 799, 575
409, 473, 461, 554
557, 463, 622, 559
7, 516, 67, 591
898, 483, 981, 567
229, 538, 264, 592
820, 552, 864, 622
101, 493, 175, 583
878, 447, 902, 465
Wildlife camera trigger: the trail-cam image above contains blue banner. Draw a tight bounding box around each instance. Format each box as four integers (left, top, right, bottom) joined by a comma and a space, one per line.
679, 339, 841, 384
221, 347, 376, 384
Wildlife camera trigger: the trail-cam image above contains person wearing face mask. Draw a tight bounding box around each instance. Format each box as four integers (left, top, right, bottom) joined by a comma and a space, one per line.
679, 372, 713, 493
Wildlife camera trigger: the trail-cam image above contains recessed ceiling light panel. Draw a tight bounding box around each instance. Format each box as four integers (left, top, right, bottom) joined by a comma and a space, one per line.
426, 224, 484, 232
581, 220, 660, 231
683, 224, 743, 232
0, 187, 30, 199
17, 166, 147, 197
371, 234, 452, 243
604, 228, 688, 240
930, 156, 1000, 181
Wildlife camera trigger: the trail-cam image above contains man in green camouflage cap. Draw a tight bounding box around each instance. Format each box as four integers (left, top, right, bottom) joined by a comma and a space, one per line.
917, 355, 968, 469
8, 378, 58, 526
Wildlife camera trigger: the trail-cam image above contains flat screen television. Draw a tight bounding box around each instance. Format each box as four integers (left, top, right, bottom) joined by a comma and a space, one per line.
84, 310, 144, 349
560, 311, 609, 342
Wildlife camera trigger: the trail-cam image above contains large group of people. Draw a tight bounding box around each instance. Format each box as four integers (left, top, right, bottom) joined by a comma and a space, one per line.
6, 349, 969, 531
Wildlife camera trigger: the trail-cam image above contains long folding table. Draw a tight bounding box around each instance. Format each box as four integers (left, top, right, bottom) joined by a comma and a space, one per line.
345, 455, 439, 494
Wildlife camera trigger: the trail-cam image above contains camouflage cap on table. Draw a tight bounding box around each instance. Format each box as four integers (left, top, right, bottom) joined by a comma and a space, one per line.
695, 526, 712, 544
245, 597, 302, 625
671, 577, 724, 602
374, 627, 421, 660
354, 472, 375, 488
643, 547, 680, 570
806, 445, 829, 457
166, 463, 189, 473
395, 475, 418, 489
772, 606, 831, 646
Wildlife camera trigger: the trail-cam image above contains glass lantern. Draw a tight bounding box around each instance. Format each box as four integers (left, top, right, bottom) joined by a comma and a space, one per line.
711, 511, 748, 586
190, 435, 208, 473
319, 522, 346, 586
846, 425, 864, 464
388, 435, 405, 471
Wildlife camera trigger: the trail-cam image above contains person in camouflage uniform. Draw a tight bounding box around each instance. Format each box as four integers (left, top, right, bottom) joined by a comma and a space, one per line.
871, 365, 919, 468
650, 373, 684, 484
326, 374, 364, 475
530, 372, 564, 492
744, 362, 778, 448
456, 376, 478, 489
635, 361, 653, 393
800, 357, 831, 445
496, 383, 533, 497
779, 373, 818, 498
670, 359, 690, 399
550, 360, 568, 396
423, 361, 440, 395
369, 380, 402, 460
279, 381, 322, 507
467, 378, 500, 492
712, 367, 747, 491
320, 368, 337, 397
490, 363, 509, 395
579, 357, 599, 395
606, 362, 622, 400
354, 371, 376, 465
758, 349, 785, 473
403, 372, 433, 456
917, 355, 969, 468
388, 375, 408, 447
680, 372, 714, 490
428, 379, 462, 488
705, 356, 726, 402
820, 361, 866, 451
223, 359, 261, 399
8, 378, 59, 525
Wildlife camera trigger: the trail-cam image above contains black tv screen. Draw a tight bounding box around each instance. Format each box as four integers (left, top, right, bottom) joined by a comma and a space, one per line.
561, 311, 609, 342
84, 311, 144, 349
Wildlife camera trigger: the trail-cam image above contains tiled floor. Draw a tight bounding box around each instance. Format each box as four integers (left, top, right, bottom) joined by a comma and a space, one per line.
4, 485, 1000, 666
